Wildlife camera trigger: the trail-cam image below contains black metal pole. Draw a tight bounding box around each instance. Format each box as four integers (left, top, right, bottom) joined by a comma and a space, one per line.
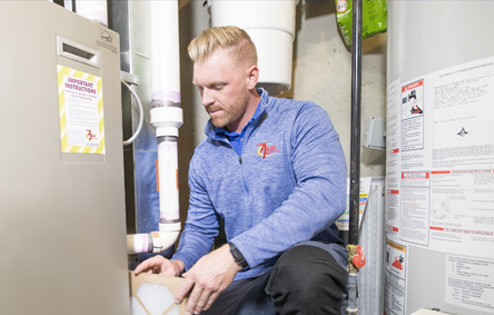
348, 0, 362, 246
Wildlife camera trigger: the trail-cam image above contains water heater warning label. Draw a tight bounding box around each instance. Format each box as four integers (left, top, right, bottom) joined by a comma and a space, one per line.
57, 65, 105, 154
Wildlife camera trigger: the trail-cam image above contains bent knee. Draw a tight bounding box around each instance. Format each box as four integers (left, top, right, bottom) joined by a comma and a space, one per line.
266, 245, 347, 314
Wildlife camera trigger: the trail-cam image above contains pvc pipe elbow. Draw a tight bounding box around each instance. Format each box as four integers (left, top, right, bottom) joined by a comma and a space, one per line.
150, 222, 181, 254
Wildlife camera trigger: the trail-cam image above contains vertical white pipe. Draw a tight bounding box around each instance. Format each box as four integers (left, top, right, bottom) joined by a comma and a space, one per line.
149, 0, 182, 224
150, 0, 181, 108
157, 137, 180, 223
126, 0, 183, 255
149, 0, 183, 253
75, 0, 108, 27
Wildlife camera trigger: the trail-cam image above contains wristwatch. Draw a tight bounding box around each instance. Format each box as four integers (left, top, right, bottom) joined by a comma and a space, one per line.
229, 242, 248, 268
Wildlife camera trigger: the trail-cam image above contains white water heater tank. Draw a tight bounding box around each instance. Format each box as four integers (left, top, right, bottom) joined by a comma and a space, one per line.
208, 0, 297, 96
386, 1, 494, 314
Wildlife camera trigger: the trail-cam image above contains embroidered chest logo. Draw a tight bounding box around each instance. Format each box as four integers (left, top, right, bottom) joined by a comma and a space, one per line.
256, 142, 280, 159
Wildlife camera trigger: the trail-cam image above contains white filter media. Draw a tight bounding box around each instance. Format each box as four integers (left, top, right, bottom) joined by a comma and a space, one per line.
130, 296, 148, 315
168, 305, 180, 315
137, 282, 175, 315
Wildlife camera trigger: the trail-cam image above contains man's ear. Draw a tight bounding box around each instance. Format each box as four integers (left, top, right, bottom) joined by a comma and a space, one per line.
246, 65, 259, 90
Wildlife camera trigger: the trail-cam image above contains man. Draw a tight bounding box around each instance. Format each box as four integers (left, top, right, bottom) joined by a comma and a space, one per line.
135, 26, 348, 315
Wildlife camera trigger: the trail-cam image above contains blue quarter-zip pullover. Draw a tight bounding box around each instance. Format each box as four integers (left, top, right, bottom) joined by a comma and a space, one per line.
172, 89, 347, 280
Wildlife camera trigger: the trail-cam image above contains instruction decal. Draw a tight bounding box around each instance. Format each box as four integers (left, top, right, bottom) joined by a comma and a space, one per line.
386, 56, 494, 258
384, 240, 407, 315
57, 65, 105, 154
446, 255, 494, 313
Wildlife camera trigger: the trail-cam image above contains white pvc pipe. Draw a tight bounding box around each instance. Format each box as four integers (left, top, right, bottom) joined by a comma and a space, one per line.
75, 0, 108, 27
127, 228, 182, 255
127, 233, 151, 255
157, 137, 180, 223
127, 0, 183, 255
150, 0, 181, 107
155, 222, 181, 254
148, 0, 183, 254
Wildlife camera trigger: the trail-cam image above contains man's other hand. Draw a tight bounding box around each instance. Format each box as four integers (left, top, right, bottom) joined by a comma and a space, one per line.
134, 255, 184, 277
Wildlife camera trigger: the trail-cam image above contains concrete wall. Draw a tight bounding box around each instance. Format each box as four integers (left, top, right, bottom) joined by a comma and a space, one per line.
289, 1, 387, 178
177, 0, 387, 217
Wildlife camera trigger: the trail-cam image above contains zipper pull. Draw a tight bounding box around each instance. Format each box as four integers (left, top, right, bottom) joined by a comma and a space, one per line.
239, 156, 242, 164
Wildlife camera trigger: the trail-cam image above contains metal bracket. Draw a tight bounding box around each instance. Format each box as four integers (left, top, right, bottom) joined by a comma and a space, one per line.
120, 70, 140, 86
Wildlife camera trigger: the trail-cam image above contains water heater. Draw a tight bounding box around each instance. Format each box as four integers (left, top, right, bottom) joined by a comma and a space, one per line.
386, 1, 494, 314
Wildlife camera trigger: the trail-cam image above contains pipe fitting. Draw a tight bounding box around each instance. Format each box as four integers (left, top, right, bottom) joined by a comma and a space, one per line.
150, 106, 183, 137
150, 222, 181, 254
126, 222, 181, 255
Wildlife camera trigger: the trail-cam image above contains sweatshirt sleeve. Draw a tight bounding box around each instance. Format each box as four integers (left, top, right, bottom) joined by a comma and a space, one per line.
170, 152, 219, 271
231, 102, 347, 268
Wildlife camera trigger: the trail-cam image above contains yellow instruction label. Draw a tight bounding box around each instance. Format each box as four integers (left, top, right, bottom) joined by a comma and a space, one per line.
57, 65, 105, 154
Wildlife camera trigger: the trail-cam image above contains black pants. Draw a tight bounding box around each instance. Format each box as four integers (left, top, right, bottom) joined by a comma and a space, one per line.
201, 245, 347, 315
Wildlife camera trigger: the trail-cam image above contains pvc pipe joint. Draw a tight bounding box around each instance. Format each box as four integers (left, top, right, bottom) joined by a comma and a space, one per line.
150, 106, 183, 137
150, 222, 181, 254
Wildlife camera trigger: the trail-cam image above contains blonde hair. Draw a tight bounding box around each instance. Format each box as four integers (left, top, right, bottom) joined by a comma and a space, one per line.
188, 26, 257, 66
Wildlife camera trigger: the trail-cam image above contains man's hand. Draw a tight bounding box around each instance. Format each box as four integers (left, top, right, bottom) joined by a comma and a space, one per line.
175, 244, 242, 315
134, 255, 184, 277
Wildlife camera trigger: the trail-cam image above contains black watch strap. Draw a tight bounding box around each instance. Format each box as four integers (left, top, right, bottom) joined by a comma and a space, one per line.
229, 242, 248, 268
